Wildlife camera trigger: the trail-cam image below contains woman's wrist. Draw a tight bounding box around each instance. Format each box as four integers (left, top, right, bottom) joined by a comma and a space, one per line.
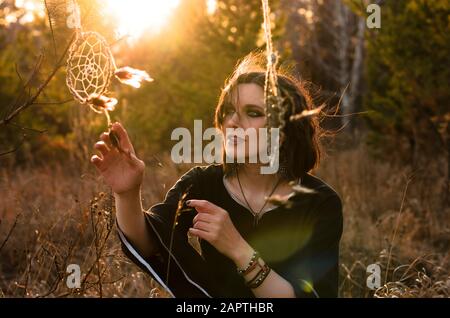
231, 238, 254, 269
114, 186, 141, 200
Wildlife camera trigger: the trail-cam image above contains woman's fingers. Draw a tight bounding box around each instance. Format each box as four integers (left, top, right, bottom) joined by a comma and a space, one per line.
96, 133, 143, 167
187, 199, 222, 214
189, 228, 210, 240
90, 155, 103, 169
100, 132, 112, 147
111, 122, 134, 154
193, 212, 215, 224
94, 141, 110, 157
193, 221, 210, 232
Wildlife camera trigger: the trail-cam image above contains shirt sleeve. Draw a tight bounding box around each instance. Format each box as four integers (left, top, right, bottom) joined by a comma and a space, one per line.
273, 193, 344, 298
116, 166, 216, 298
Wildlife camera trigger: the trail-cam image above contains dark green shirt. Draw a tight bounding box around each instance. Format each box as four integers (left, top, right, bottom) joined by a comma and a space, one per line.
117, 164, 343, 298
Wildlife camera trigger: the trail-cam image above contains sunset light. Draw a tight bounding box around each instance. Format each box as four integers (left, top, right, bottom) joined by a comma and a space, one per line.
105, 0, 180, 38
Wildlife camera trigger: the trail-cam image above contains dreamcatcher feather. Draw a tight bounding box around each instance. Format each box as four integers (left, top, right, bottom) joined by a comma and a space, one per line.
64, 0, 152, 150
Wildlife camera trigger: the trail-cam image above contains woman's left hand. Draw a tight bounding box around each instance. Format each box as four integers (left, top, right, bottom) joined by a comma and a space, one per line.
187, 199, 252, 264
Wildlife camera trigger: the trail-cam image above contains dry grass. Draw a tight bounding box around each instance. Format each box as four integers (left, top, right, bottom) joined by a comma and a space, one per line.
0, 157, 178, 298
317, 144, 449, 298
0, 145, 448, 298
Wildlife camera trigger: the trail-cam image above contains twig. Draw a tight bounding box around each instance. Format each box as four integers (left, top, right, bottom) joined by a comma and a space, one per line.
33, 99, 73, 106
80, 203, 113, 297
166, 187, 192, 285
22, 249, 33, 297
6, 122, 47, 134
0, 213, 21, 252
0, 32, 76, 126
36, 255, 60, 298
44, 0, 57, 58
4, 55, 44, 120
87, 199, 104, 297
38, 242, 77, 298
385, 175, 414, 284
0, 122, 48, 157
0, 138, 25, 157
339, 263, 366, 290
14, 63, 24, 86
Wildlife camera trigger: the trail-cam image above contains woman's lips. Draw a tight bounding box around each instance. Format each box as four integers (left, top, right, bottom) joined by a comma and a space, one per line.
226, 135, 245, 145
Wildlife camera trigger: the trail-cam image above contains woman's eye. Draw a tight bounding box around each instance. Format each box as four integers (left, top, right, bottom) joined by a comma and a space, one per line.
223, 108, 235, 116
247, 110, 264, 117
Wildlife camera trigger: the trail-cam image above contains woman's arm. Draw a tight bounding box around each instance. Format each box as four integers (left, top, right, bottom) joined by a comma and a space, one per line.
91, 122, 159, 259
114, 189, 159, 259
232, 243, 296, 298
187, 199, 296, 298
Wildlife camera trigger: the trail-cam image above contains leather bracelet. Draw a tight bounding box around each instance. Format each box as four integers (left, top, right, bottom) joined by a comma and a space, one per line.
247, 267, 264, 285
246, 264, 271, 289
237, 250, 260, 276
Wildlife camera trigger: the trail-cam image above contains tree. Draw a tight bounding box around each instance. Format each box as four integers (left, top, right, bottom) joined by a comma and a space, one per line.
364, 0, 449, 204
279, 0, 365, 132
365, 0, 449, 159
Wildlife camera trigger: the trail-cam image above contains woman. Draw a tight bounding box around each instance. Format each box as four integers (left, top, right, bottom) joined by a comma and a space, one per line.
91, 54, 343, 298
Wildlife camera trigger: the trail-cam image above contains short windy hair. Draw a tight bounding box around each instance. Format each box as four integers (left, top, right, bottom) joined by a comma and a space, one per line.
214, 52, 323, 181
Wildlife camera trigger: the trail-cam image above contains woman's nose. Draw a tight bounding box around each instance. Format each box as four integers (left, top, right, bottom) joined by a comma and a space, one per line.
227, 111, 241, 128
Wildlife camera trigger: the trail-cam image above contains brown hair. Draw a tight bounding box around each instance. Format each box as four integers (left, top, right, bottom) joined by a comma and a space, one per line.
214, 53, 323, 181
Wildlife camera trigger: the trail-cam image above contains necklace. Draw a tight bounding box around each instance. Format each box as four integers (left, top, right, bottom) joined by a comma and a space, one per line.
236, 168, 282, 227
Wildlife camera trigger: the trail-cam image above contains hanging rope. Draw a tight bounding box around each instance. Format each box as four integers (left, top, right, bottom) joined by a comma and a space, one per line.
261, 0, 285, 164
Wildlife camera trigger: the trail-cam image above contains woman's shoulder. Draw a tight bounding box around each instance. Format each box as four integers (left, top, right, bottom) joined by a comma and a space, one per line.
293, 172, 343, 220
175, 164, 223, 190
161, 164, 222, 204
181, 164, 223, 180
302, 173, 340, 199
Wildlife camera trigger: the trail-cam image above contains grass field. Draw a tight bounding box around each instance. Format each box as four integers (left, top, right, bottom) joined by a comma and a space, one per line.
0, 141, 448, 298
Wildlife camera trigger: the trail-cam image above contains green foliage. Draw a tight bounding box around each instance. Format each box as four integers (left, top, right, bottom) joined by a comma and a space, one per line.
0, 0, 274, 163
3, 0, 447, 168
112, 0, 274, 154
364, 0, 450, 160
0, 0, 116, 164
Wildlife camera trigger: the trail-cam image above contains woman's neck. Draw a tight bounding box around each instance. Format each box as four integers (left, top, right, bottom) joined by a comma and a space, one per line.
236, 163, 281, 193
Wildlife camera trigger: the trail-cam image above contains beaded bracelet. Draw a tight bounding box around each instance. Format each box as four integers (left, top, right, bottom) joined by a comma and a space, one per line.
246, 264, 271, 289
237, 250, 260, 276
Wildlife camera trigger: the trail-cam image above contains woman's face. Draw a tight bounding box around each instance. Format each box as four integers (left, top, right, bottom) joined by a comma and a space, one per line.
221, 83, 268, 162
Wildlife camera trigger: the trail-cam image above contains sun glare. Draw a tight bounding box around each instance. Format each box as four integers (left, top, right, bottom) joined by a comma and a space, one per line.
206, 0, 217, 15
105, 0, 180, 38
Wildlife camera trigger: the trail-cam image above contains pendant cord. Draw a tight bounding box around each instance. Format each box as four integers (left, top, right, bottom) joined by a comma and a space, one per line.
236, 168, 282, 225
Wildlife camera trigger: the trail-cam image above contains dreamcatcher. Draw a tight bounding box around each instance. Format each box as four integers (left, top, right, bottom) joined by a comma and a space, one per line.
65, 0, 152, 150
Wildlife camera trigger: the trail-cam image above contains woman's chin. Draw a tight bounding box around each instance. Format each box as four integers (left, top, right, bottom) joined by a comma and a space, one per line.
224, 152, 262, 164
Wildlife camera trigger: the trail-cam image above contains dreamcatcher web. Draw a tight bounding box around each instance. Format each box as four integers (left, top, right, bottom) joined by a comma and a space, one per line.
66, 31, 115, 112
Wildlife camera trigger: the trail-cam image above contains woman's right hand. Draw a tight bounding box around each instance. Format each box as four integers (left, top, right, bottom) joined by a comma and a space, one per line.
91, 122, 145, 195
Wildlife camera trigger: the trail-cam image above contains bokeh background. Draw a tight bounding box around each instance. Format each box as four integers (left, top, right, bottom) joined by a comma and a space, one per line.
0, 0, 448, 297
